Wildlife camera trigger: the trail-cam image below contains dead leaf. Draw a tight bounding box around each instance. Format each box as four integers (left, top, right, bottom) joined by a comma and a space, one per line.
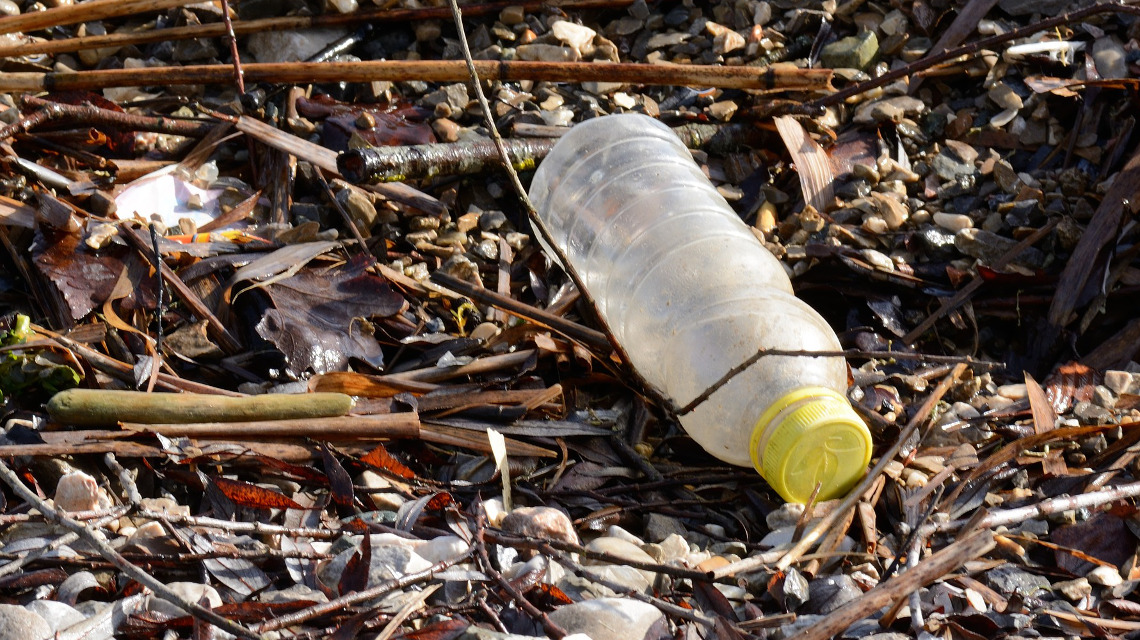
1024, 371, 1057, 435
360, 443, 416, 480
339, 532, 371, 595
774, 115, 835, 212
321, 445, 355, 510
1044, 361, 1097, 413
211, 476, 303, 510
255, 256, 405, 375
1052, 512, 1137, 574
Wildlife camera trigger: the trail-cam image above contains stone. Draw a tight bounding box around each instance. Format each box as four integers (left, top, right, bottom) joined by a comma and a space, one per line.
516, 44, 579, 62
585, 536, 660, 589
1104, 370, 1135, 395
499, 6, 525, 25
1054, 577, 1092, 601
646, 32, 689, 50
605, 525, 645, 545
806, 574, 862, 614
415, 20, 441, 42
955, 228, 1046, 268
711, 30, 745, 55
933, 212, 973, 233
0, 0, 19, 16
766, 502, 806, 530
423, 83, 469, 114
657, 533, 690, 561
418, 535, 470, 564
643, 513, 687, 542
551, 21, 597, 57
820, 31, 878, 70
247, 27, 350, 63
501, 506, 579, 545
0, 604, 51, 640
1088, 565, 1123, 587
548, 598, 669, 640
997, 0, 1075, 16
932, 152, 975, 180
985, 565, 1050, 598
861, 249, 894, 271
1092, 37, 1127, 79
55, 470, 110, 512
319, 536, 432, 591
868, 192, 908, 229
25, 600, 84, 633
988, 83, 1024, 111
147, 582, 223, 618
337, 187, 378, 233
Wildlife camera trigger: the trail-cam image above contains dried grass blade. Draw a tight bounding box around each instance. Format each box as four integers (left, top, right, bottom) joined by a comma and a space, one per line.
774, 115, 834, 212
1025, 371, 1057, 435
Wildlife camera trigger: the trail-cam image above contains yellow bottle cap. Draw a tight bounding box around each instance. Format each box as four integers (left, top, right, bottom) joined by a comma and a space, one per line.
750, 387, 872, 504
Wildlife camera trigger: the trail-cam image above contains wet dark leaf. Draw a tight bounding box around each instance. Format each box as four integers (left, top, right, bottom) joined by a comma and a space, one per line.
32, 229, 138, 322
1052, 512, 1137, 574
256, 256, 405, 375
296, 95, 434, 149
694, 580, 740, 621
321, 446, 355, 510
338, 532, 371, 596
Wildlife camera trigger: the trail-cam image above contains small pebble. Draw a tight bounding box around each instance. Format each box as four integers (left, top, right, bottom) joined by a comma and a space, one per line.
1087, 565, 1123, 587
0, 604, 51, 640
501, 506, 579, 545
933, 212, 973, 232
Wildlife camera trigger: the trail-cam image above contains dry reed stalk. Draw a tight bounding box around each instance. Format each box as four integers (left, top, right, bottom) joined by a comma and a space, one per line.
0, 60, 835, 93
120, 414, 420, 438
0, 0, 199, 36
0, 0, 634, 58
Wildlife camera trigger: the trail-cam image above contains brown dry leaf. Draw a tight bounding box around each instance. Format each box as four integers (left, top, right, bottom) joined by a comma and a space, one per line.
211, 476, 303, 510
1044, 361, 1097, 414
33, 229, 133, 322
256, 256, 406, 375
360, 443, 416, 480
1024, 371, 1057, 435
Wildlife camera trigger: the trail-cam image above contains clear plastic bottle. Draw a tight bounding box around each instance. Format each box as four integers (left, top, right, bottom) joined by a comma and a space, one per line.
529, 113, 872, 503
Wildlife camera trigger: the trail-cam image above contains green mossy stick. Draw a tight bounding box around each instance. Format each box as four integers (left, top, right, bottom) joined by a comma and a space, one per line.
46, 389, 355, 427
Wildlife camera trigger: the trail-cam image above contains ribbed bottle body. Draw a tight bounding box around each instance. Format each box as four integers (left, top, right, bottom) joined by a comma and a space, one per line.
530, 114, 849, 467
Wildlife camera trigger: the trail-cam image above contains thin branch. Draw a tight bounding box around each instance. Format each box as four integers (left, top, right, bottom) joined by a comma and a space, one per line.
253, 550, 472, 632
0, 60, 835, 94
0, 457, 264, 639
794, 530, 995, 640
0, 0, 637, 58
713, 363, 968, 578
0, 0, 198, 36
